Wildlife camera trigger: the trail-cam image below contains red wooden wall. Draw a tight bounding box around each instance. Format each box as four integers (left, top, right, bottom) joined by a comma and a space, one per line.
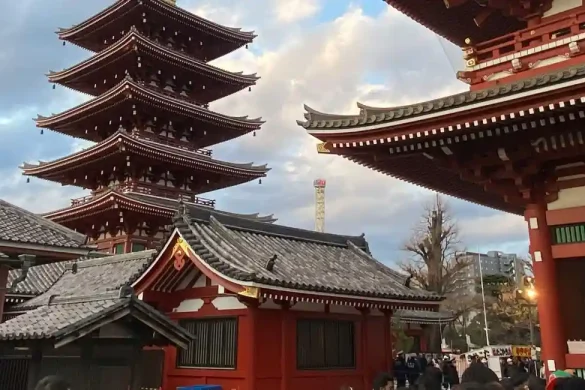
149, 284, 393, 390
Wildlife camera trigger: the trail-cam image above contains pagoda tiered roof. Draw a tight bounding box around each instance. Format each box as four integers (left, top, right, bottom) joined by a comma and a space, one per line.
36, 77, 263, 146
299, 64, 585, 215
43, 190, 277, 225
48, 28, 259, 102
57, 0, 255, 61
21, 130, 269, 192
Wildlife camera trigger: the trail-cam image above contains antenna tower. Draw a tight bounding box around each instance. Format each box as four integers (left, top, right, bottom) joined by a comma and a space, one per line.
313, 179, 326, 233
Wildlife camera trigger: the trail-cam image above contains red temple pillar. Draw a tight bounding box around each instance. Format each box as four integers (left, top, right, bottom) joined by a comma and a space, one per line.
280, 303, 292, 390
525, 203, 566, 374
383, 310, 393, 372
247, 303, 258, 390
0, 266, 8, 323
361, 309, 370, 390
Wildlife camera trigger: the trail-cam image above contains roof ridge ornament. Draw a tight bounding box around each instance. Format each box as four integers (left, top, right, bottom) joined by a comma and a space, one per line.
177, 200, 187, 217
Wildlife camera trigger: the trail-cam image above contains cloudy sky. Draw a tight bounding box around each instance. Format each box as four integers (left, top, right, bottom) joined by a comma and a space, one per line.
0, 0, 529, 263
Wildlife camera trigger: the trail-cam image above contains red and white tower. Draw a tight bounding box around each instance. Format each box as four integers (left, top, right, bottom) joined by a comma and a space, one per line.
313, 179, 326, 233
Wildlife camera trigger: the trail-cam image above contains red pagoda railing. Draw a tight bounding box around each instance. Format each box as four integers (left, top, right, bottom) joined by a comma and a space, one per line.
71, 194, 94, 206
470, 9, 585, 65
70, 183, 216, 208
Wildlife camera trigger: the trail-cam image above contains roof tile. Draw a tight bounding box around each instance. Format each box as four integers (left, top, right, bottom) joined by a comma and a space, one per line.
173, 208, 441, 302
14, 250, 156, 309
0, 250, 164, 342
0, 199, 87, 248
299, 64, 585, 130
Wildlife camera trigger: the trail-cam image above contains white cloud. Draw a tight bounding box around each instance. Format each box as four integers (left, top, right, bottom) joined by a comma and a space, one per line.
272, 0, 321, 23
0, 0, 529, 261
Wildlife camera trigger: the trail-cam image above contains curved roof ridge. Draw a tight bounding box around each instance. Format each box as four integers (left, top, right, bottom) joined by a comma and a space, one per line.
301, 64, 585, 132
181, 215, 256, 275
58, 0, 256, 40
21, 131, 121, 172
42, 190, 278, 225
22, 131, 269, 177
49, 30, 260, 83
135, 137, 270, 173
303, 104, 362, 122
36, 77, 264, 129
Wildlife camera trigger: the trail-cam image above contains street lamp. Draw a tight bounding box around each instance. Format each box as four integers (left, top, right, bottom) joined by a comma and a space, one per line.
516, 276, 537, 346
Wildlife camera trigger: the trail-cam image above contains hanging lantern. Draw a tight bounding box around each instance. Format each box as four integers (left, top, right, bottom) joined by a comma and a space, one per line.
248, 87, 251, 92
259, 179, 262, 184
26, 178, 30, 183
253, 131, 256, 137
52, 84, 56, 90
62, 41, 66, 46
246, 44, 248, 49
40, 129, 44, 135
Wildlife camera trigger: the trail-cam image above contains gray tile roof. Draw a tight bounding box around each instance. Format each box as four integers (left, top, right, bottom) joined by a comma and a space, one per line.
0, 199, 88, 248
14, 250, 156, 309
0, 295, 192, 349
5, 252, 109, 296
0, 250, 192, 347
394, 309, 456, 325
298, 64, 585, 130
7, 260, 72, 296
172, 207, 441, 302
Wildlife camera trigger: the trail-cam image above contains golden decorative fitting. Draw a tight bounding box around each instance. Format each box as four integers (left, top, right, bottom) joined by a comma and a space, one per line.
464, 37, 472, 45
238, 286, 260, 299
171, 237, 191, 271
161, 0, 177, 4
316, 142, 331, 154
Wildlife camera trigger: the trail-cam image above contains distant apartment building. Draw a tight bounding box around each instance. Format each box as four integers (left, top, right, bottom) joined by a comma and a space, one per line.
459, 251, 525, 294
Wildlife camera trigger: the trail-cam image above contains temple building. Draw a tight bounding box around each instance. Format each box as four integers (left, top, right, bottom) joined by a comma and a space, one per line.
299, 0, 585, 376
0, 197, 453, 390
23, 0, 274, 254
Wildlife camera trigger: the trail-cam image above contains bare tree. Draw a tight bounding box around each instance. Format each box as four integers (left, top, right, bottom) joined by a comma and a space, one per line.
399, 194, 475, 350
400, 195, 471, 294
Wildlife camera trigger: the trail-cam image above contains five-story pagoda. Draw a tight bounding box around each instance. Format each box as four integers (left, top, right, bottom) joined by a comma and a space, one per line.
23, 0, 274, 254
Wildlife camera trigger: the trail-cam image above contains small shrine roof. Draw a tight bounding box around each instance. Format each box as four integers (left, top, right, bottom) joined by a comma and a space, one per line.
0, 251, 191, 348
299, 64, 585, 133
48, 29, 259, 98
36, 77, 264, 132
170, 207, 443, 304
21, 131, 269, 179
0, 199, 92, 255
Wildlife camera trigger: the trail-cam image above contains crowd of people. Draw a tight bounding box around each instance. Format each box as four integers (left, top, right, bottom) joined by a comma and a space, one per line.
369, 353, 584, 390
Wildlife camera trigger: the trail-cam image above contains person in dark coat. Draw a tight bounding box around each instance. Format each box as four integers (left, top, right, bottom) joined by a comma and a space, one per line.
461, 361, 499, 384
407, 355, 421, 387
394, 354, 408, 388
442, 358, 460, 389
418, 365, 444, 390
419, 354, 429, 373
